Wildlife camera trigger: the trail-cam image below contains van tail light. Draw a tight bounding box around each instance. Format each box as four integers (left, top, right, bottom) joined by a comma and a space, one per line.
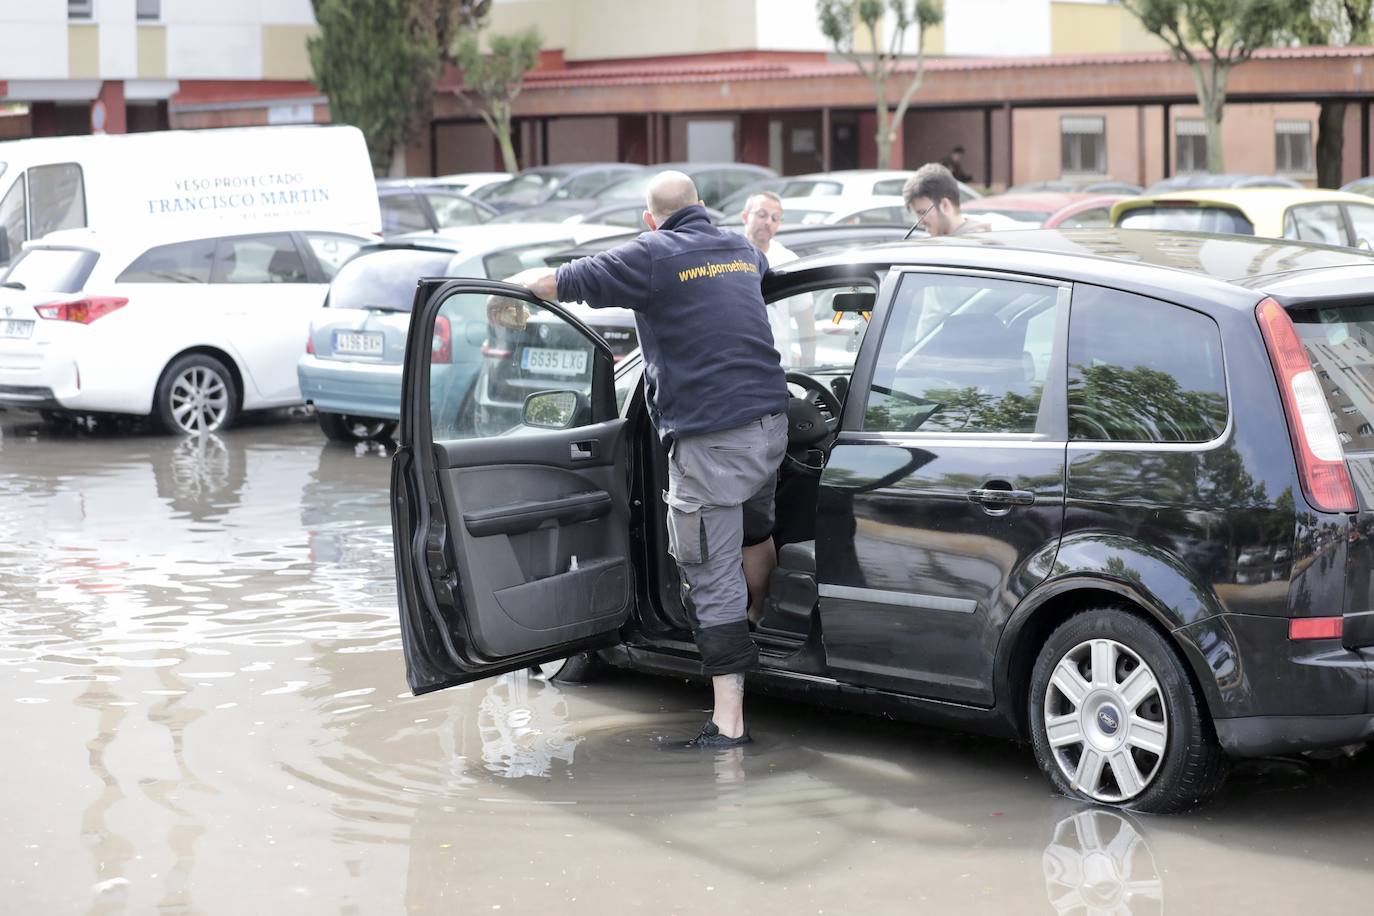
306, 334, 315, 355
1290, 616, 1344, 640
35, 296, 129, 324
1256, 297, 1357, 513
432, 315, 451, 364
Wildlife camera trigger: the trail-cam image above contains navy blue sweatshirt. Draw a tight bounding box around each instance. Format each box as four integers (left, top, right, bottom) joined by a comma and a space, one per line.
555, 205, 788, 443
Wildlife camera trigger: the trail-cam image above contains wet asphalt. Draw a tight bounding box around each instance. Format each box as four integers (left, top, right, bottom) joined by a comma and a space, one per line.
2, 409, 1373, 915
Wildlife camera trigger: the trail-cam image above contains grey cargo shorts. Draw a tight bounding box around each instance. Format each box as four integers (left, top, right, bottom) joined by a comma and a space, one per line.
665, 411, 789, 676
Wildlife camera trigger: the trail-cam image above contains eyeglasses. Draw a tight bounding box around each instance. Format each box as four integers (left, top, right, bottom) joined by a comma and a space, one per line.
750, 209, 783, 223
911, 201, 937, 225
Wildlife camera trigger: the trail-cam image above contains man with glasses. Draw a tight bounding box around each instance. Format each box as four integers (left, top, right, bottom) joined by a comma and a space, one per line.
901, 162, 989, 238
741, 191, 816, 368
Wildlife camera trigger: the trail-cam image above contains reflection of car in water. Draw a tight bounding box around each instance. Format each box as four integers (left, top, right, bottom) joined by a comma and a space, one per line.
477, 669, 581, 779
394, 228, 1374, 814
1043, 809, 1162, 915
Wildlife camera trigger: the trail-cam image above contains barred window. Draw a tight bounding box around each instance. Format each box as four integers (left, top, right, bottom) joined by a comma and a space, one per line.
1176, 119, 1208, 174
1061, 116, 1106, 175
1276, 120, 1313, 174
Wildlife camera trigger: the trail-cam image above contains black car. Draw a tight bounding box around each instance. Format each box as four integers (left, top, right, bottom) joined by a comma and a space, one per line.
376, 184, 497, 237
1145, 173, 1303, 194
391, 228, 1374, 813
474, 163, 645, 213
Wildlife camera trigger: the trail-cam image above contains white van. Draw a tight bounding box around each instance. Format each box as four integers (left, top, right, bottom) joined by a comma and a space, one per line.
0, 125, 381, 268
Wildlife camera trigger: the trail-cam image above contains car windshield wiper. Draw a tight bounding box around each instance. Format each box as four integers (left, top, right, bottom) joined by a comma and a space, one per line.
1, 281, 25, 290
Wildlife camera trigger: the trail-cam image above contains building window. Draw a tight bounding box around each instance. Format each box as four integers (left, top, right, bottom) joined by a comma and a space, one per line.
68, 0, 93, 19
1061, 116, 1106, 175
1176, 119, 1208, 173
136, 0, 160, 20
1276, 119, 1313, 174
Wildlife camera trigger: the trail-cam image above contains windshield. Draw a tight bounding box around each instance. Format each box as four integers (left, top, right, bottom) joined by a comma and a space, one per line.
328, 249, 455, 312
593, 172, 653, 201
4, 247, 98, 293
1117, 206, 1255, 235
477, 171, 562, 205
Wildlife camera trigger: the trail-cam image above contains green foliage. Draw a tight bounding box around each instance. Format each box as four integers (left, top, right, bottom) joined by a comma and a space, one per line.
308, 0, 441, 173
816, 0, 944, 169
450, 27, 542, 172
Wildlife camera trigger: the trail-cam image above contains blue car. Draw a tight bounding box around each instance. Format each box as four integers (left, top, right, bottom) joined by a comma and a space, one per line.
297, 224, 635, 442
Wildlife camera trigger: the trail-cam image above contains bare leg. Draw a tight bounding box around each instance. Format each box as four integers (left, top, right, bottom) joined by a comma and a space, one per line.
711, 672, 746, 738
742, 538, 777, 624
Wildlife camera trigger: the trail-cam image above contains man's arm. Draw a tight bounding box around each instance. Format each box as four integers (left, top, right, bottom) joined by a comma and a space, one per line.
505, 267, 558, 302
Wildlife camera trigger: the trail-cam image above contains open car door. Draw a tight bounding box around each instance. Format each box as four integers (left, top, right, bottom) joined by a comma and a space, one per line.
391, 279, 633, 694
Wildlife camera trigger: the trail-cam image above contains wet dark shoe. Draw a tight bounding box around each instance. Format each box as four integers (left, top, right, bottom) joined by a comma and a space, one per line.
685, 720, 751, 748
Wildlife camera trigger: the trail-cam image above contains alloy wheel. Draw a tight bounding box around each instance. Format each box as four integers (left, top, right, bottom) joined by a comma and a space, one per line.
168, 365, 230, 433
1043, 638, 1169, 804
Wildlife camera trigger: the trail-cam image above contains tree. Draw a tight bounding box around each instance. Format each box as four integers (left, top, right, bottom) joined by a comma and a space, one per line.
1120, 0, 1308, 173
1292, 2, 1372, 187
308, 0, 442, 175
818, 0, 943, 170
450, 28, 542, 173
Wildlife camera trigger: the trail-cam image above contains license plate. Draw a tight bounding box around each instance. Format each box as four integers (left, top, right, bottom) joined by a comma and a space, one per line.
520, 347, 587, 376
334, 331, 383, 356
0, 319, 34, 339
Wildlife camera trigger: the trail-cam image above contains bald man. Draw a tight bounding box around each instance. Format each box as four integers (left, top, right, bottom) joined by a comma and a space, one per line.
506, 170, 789, 749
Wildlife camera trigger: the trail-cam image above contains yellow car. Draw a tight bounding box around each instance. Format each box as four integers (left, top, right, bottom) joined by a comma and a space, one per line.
1110, 188, 1374, 249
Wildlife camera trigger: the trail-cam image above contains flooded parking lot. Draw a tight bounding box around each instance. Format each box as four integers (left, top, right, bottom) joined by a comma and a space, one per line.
3, 410, 1374, 915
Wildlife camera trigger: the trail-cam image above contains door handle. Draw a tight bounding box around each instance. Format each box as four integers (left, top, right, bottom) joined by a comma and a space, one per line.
570, 440, 598, 461
967, 488, 1035, 507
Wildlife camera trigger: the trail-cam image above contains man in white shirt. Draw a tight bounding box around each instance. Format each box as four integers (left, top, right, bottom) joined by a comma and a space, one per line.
741, 191, 816, 367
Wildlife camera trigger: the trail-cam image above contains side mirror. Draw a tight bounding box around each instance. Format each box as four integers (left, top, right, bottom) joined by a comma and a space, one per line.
832, 291, 876, 313
1360, 238, 1373, 252
523, 389, 585, 430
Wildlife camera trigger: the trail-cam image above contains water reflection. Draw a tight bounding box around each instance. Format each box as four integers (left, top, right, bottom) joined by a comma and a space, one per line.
1043, 809, 1163, 916
477, 670, 582, 779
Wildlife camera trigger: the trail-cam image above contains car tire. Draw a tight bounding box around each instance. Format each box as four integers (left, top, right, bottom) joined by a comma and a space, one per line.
1029, 607, 1228, 814
154, 354, 239, 436
317, 411, 397, 443
536, 652, 605, 684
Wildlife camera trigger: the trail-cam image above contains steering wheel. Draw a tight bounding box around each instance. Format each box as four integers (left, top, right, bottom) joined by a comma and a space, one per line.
783, 371, 844, 476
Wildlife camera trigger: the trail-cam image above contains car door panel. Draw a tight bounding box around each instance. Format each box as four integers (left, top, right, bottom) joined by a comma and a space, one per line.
816, 268, 1070, 707
393, 279, 631, 694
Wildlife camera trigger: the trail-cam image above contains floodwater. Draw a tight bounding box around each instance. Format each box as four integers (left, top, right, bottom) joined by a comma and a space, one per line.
2, 411, 1373, 916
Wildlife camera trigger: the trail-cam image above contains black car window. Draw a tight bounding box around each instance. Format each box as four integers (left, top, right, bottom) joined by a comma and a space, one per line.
117, 238, 216, 283
864, 272, 1061, 434
1284, 204, 1347, 247
211, 234, 309, 284
380, 193, 430, 236
1067, 286, 1227, 443
328, 249, 455, 312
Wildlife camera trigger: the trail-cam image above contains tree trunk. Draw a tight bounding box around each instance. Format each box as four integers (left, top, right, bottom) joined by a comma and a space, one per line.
388, 140, 408, 178
1317, 101, 1347, 189
495, 117, 520, 173
874, 101, 891, 170
1205, 96, 1226, 174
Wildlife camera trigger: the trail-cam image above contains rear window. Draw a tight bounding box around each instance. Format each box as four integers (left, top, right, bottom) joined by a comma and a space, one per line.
780, 180, 843, 197
1293, 305, 1374, 459
1068, 286, 1228, 442
117, 238, 216, 283
1117, 206, 1255, 235
4, 247, 98, 293
328, 249, 455, 312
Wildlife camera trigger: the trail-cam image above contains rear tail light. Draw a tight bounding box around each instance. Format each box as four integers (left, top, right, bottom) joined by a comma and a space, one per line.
35, 296, 128, 324
1290, 616, 1344, 640
481, 340, 512, 359
1256, 297, 1357, 513
432, 315, 451, 364
306, 333, 315, 355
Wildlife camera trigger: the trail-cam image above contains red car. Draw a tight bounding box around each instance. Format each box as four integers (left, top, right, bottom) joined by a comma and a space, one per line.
963, 191, 1127, 229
